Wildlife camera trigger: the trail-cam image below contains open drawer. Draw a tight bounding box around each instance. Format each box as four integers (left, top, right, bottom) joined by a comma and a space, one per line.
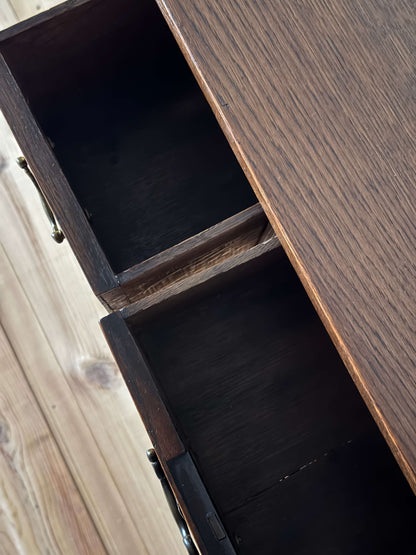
0, 0, 257, 309
102, 239, 415, 554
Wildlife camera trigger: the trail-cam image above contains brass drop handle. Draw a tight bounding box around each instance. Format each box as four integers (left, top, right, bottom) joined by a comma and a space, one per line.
16, 156, 65, 244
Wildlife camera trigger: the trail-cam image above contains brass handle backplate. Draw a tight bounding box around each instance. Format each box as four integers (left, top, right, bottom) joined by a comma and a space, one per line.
16, 156, 65, 244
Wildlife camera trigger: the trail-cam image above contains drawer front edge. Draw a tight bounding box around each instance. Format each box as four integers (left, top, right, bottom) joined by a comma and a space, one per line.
167, 452, 237, 555
0, 53, 117, 295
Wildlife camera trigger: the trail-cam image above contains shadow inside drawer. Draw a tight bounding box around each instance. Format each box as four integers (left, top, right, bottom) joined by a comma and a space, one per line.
1, 0, 256, 274
128, 247, 415, 554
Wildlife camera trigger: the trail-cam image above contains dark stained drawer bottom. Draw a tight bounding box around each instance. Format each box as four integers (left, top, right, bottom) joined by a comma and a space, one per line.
103, 241, 415, 554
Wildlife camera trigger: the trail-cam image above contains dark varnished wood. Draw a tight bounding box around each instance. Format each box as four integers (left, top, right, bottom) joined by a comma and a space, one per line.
118, 204, 269, 305
121, 238, 280, 323
0, 55, 117, 295
99, 204, 267, 309
100, 311, 184, 461
0, 0, 163, 113
157, 0, 416, 490
167, 452, 236, 555
108, 245, 415, 554
226, 434, 415, 555
0, 0, 93, 44
101, 312, 237, 554
0, 0, 256, 293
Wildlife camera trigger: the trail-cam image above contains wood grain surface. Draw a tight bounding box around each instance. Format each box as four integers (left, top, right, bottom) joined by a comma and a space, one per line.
0, 55, 118, 295
101, 311, 185, 462
127, 246, 416, 553
157, 0, 416, 491
0, 0, 256, 293
0, 1, 186, 553
0, 325, 104, 554
118, 204, 268, 305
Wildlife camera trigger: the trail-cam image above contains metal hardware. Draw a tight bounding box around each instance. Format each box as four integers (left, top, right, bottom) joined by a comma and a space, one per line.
16, 156, 65, 243
147, 448, 198, 555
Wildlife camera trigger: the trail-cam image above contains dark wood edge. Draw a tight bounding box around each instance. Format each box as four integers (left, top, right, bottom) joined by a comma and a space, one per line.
102, 312, 236, 552
102, 203, 268, 310
100, 311, 184, 461
0, 54, 117, 295
165, 452, 237, 555
118, 203, 266, 286
0, 0, 93, 43
99, 287, 130, 312
121, 237, 282, 323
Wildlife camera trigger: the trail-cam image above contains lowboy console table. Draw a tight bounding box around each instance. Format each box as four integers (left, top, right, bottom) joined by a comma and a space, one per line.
0, 1, 415, 553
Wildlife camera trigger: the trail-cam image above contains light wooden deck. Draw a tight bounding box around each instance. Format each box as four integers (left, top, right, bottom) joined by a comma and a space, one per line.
0, 1, 184, 553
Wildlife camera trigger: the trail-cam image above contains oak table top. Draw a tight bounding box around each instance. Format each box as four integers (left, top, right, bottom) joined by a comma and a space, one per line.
158, 0, 416, 491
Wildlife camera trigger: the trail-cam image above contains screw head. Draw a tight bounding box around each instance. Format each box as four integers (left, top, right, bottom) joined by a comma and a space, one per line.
16, 156, 27, 169
51, 229, 65, 243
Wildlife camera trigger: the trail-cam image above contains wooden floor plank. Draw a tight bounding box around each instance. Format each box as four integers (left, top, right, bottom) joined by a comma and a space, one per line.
7, 0, 64, 21
0, 325, 105, 554
0, 0, 17, 29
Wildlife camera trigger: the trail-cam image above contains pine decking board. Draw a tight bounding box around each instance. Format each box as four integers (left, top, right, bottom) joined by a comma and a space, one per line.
0, 324, 105, 554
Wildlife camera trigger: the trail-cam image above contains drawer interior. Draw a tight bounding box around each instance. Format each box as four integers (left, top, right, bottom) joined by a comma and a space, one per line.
0, 0, 256, 274
125, 245, 415, 554
118, 204, 272, 305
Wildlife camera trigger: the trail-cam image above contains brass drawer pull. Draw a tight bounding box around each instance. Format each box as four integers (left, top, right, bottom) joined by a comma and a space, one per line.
147, 448, 198, 554
16, 156, 65, 243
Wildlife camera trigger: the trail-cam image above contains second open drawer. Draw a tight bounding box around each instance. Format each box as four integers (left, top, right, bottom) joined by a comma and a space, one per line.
101, 239, 415, 555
